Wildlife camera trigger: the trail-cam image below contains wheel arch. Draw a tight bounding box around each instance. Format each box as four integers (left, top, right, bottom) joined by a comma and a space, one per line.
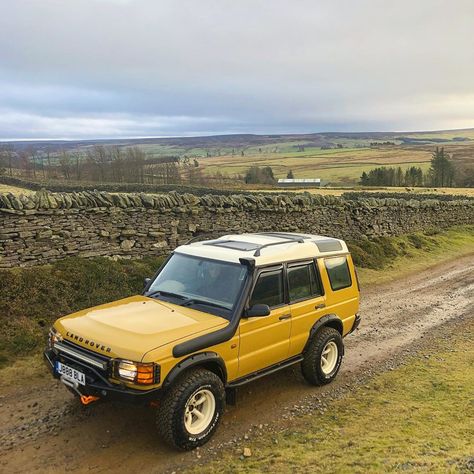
305, 314, 344, 352
162, 352, 227, 389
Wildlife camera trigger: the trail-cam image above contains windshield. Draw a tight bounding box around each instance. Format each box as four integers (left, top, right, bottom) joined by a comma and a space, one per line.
146, 253, 248, 313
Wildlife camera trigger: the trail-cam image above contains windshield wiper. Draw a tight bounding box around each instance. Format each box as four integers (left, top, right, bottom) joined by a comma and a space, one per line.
146, 290, 187, 301
181, 298, 229, 311
147, 291, 229, 311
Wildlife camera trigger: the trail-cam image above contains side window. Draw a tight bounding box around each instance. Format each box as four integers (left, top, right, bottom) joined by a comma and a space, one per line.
325, 256, 352, 291
309, 262, 323, 296
250, 270, 284, 308
288, 263, 323, 302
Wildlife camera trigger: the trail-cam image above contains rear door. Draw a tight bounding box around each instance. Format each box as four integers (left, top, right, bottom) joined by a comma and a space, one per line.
237, 267, 291, 377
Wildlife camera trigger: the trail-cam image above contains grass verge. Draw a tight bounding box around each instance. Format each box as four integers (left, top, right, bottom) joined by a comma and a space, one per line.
351, 225, 474, 286
192, 317, 474, 473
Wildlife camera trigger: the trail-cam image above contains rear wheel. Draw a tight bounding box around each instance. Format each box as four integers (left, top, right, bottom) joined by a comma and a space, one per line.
156, 368, 225, 450
301, 327, 343, 386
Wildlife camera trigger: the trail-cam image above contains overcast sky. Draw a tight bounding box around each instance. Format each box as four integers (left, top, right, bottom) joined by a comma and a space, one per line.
0, 0, 473, 140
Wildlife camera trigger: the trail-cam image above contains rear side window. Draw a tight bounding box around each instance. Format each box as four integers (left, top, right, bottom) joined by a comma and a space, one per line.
325, 257, 352, 291
288, 263, 323, 302
250, 270, 284, 308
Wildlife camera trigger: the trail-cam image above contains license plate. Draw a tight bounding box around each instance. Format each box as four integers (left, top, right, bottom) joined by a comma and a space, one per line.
56, 361, 86, 386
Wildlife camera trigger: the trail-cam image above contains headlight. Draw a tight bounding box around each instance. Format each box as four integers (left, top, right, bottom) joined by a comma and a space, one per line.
48, 327, 62, 349
115, 360, 159, 385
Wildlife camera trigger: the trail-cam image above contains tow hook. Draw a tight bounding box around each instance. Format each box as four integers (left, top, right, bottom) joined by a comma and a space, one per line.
80, 395, 100, 405
60, 376, 100, 405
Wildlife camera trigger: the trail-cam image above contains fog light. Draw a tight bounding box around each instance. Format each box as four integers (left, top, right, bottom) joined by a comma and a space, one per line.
48, 327, 62, 349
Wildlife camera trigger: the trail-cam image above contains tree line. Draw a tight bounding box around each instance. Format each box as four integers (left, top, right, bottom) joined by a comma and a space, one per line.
360, 147, 461, 187
360, 166, 425, 187
0, 144, 232, 186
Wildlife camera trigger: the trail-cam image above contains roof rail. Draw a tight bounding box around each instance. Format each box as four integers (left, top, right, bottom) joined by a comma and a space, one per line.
253, 238, 305, 257
257, 232, 310, 241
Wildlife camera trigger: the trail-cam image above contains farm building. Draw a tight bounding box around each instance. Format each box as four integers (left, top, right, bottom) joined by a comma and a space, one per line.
277, 178, 321, 188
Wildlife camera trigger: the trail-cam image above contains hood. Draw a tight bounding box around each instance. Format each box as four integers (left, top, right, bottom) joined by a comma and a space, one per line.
54, 295, 228, 361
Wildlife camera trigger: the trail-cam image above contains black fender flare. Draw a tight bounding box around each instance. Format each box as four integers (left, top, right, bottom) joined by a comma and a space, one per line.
162, 352, 227, 389
305, 314, 345, 353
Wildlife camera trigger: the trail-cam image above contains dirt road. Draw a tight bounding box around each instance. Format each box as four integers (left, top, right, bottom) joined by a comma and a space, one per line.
1, 254, 473, 473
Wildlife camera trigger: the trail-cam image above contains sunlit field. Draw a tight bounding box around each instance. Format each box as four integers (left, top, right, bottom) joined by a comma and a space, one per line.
196, 141, 473, 186
257, 186, 474, 197
0, 184, 32, 195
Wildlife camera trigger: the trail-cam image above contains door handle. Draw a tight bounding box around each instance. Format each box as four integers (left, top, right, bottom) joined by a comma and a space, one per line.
315, 303, 326, 310
279, 314, 291, 321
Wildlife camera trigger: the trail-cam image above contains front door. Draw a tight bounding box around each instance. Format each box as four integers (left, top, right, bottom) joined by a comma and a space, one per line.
237, 267, 291, 377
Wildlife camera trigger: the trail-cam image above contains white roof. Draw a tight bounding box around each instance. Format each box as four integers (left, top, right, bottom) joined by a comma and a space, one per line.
175, 232, 349, 266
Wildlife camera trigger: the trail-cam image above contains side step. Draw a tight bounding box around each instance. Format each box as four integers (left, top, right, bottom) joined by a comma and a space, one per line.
227, 355, 303, 389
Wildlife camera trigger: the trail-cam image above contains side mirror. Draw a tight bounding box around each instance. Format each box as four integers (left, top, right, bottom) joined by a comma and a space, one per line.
144, 277, 151, 288
245, 304, 271, 318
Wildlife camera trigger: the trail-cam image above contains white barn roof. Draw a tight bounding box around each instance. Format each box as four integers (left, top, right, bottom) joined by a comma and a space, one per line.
278, 178, 321, 184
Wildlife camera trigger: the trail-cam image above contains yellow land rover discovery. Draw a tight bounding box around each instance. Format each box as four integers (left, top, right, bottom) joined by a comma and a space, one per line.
44, 232, 360, 449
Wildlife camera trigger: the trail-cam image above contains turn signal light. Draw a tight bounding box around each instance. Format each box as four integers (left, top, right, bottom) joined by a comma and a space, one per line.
137, 364, 154, 385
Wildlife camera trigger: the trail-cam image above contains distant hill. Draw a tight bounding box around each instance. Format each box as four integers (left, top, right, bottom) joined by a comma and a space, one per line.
2, 128, 473, 153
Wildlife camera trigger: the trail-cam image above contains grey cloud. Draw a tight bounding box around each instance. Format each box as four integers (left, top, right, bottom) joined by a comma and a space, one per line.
0, 0, 473, 139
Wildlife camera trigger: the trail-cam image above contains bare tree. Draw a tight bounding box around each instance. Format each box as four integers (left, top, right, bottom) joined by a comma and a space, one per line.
110, 146, 124, 182
18, 149, 34, 178
70, 151, 83, 181
87, 145, 109, 182
124, 146, 146, 183
45, 150, 52, 178
0, 144, 14, 176
59, 150, 72, 180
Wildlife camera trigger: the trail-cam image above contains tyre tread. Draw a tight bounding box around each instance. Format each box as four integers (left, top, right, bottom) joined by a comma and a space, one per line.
156, 368, 224, 450
302, 326, 342, 386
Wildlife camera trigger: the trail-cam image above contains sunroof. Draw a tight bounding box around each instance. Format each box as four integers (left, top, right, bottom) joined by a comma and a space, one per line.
205, 240, 261, 251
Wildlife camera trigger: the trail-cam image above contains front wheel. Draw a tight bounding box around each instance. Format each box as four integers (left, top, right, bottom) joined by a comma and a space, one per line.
301, 326, 343, 386
156, 368, 225, 450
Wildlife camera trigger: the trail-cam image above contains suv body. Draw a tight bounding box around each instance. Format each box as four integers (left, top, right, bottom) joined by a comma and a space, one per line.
44, 232, 360, 449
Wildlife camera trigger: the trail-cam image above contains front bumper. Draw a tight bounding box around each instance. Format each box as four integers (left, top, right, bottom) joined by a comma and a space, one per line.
44, 349, 162, 405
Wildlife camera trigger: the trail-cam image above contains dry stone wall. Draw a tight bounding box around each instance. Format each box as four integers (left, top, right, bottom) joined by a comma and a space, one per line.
0, 190, 473, 268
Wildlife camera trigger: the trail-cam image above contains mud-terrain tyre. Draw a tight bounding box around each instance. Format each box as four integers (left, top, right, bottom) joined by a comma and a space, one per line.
301, 327, 343, 386
156, 368, 225, 450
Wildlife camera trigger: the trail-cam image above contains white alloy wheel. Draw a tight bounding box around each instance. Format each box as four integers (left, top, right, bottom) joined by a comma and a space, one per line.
184, 389, 216, 435
320, 341, 338, 375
